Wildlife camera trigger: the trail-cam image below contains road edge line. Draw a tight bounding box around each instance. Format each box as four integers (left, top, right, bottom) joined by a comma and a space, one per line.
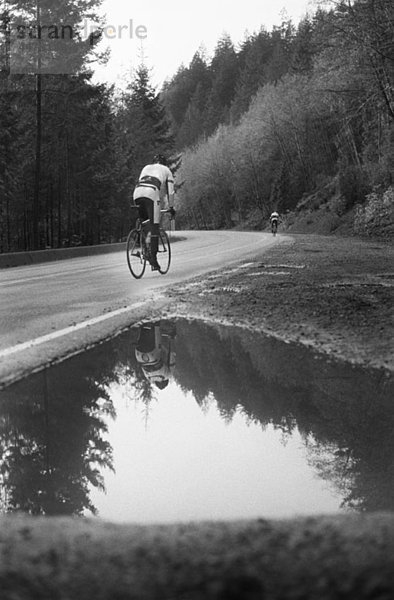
0, 301, 147, 360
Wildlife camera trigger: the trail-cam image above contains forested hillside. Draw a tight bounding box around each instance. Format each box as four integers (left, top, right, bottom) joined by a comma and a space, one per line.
0, 0, 393, 253
163, 0, 394, 235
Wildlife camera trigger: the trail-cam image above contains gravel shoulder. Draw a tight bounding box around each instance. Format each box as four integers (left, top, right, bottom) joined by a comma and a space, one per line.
163, 233, 394, 372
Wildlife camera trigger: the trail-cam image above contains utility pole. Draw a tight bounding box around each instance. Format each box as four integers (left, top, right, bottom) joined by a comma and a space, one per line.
0, 0, 11, 251
33, 0, 42, 249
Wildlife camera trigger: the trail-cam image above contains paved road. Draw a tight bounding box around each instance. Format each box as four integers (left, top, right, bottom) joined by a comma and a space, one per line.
0, 231, 283, 386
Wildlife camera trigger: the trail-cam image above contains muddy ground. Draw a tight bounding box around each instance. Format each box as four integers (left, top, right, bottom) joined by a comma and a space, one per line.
3, 513, 394, 600
163, 234, 393, 373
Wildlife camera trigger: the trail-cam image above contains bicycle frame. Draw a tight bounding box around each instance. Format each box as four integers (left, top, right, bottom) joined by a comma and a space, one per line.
126, 209, 173, 278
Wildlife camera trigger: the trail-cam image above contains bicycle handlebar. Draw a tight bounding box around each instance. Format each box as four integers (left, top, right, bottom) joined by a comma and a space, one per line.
130, 206, 173, 214
161, 208, 176, 220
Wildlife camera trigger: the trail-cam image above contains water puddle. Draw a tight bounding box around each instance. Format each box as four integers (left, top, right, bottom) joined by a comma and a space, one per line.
0, 319, 393, 523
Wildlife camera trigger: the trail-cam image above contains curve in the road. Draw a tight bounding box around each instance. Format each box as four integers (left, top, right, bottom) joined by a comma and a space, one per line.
0, 231, 286, 387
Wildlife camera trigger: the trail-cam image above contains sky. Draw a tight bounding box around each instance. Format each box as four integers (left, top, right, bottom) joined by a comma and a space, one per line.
92, 0, 317, 89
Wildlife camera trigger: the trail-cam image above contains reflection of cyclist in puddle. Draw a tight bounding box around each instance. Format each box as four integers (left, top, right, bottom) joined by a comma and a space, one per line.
135, 322, 176, 390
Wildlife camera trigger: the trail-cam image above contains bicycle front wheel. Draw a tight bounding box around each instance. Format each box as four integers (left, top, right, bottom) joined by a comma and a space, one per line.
158, 228, 171, 275
126, 229, 146, 279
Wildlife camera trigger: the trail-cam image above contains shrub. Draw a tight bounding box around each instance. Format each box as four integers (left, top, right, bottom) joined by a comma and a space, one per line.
354, 187, 394, 236
330, 195, 348, 216
339, 165, 369, 210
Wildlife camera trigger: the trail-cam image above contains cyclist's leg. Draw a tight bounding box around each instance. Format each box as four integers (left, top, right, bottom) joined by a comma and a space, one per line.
134, 197, 152, 251
150, 195, 161, 269
136, 197, 159, 267
135, 198, 150, 223
134, 189, 160, 268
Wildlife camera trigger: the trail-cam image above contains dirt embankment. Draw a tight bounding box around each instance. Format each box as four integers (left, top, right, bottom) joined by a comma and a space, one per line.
164, 234, 393, 372
2, 513, 394, 600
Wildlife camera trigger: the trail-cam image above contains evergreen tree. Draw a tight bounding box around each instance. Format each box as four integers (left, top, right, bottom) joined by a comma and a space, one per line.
290, 17, 315, 74
161, 64, 192, 129
230, 29, 272, 122
120, 64, 174, 181
162, 49, 211, 147
264, 21, 294, 83
5, 0, 103, 248
204, 34, 239, 133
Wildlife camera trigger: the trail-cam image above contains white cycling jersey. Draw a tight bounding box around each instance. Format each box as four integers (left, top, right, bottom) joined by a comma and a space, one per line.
134, 164, 174, 201
135, 324, 175, 388
133, 163, 175, 224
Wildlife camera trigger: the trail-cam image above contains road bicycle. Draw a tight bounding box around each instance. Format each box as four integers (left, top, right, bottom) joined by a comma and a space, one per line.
126, 209, 172, 279
271, 219, 278, 236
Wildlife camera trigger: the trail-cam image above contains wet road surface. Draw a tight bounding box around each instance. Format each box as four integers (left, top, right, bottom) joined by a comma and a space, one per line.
0, 231, 284, 386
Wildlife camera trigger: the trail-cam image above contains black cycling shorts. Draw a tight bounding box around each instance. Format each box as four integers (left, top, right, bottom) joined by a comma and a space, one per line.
135, 197, 153, 223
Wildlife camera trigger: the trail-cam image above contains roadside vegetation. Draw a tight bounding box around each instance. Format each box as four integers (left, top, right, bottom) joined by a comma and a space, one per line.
1, 0, 393, 253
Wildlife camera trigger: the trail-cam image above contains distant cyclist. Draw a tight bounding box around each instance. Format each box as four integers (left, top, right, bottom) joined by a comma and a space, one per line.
133, 154, 176, 270
269, 211, 280, 234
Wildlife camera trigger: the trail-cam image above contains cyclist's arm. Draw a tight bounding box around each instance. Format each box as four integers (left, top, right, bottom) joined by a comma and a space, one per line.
164, 167, 175, 208
166, 178, 175, 208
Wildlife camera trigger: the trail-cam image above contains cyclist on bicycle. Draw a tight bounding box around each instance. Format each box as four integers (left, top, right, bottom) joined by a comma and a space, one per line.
135, 322, 176, 390
133, 154, 175, 270
270, 211, 280, 233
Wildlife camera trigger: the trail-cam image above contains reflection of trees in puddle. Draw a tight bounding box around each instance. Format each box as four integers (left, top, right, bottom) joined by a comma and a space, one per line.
171, 320, 394, 512
0, 318, 393, 516
303, 399, 394, 512
0, 354, 117, 516
112, 318, 394, 512
303, 439, 356, 509
0, 323, 176, 516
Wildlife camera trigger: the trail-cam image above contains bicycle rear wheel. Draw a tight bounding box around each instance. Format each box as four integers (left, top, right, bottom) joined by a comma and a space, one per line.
272, 221, 278, 236
126, 229, 146, 279
157, 228, 171, 275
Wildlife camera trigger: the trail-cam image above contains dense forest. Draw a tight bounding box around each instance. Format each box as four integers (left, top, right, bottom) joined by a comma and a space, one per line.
0, 0, 173, 252
0, 0, 393, 252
